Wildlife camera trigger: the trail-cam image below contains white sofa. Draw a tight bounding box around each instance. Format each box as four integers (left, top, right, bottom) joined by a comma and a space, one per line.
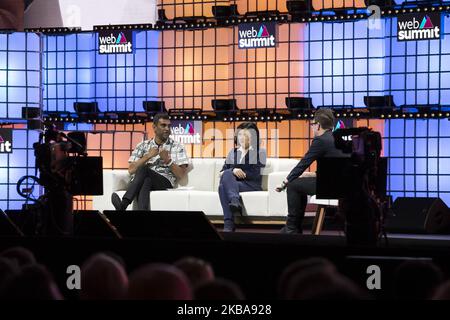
92, 158, 301, 217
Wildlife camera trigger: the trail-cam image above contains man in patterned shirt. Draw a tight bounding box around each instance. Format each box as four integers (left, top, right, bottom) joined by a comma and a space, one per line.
111, 113, 189, 210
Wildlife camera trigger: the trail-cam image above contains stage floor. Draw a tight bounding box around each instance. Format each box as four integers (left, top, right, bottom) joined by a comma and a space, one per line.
221, 224, 450, 247
230, 226, 450, 241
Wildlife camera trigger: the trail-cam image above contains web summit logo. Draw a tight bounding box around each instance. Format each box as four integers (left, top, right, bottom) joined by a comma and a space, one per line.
397, 13, 441, 41
170, 121, 202, 144
238, 22, 277, 49
98, 30, 133, 54
0, 129, 13, 153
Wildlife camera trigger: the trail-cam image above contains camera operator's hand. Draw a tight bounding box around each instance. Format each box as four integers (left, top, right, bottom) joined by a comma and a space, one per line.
145, 147, 159, 161
233, 168, 246, 179
159, 149, 171, 164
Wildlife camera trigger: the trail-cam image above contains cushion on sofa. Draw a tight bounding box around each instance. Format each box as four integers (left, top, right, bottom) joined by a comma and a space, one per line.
150, 190, 190, 211
188, 191, 223, 216
180, 158, 218, 190
240, 191, 269, 216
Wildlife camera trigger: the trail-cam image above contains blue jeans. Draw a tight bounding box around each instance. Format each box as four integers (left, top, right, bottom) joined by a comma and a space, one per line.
218, 169, 260, 222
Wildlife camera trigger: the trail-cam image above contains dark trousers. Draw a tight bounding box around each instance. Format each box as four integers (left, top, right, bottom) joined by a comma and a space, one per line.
286, 177, 316, 232
218, 169, 260, 222
123, 165, 172, 210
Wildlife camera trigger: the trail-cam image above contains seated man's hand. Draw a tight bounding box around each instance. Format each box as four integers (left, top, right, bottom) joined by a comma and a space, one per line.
145, 147, 159, 160
159, 149, 171, 164
233, 168, 246, 179
300, 171, 316, 178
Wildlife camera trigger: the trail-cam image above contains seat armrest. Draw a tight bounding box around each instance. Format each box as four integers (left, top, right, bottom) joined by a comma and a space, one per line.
92, 170, 130, 212
268, 171, 289, 193
267, 171, 290, 216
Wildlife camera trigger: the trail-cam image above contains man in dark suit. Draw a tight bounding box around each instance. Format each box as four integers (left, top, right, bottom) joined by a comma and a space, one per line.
276, 108, 347, 234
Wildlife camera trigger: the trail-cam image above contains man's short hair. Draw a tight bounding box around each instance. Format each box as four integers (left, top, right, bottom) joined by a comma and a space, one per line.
153, 112, 170, 125
314, 108, 335, 130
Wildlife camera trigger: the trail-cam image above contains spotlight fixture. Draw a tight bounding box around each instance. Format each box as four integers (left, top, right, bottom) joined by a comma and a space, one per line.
286, 0, 311, 19
21, 106, 41, 119
74, 102, 100, 114
211, 99, 238, 119
364, 95, 397, 117
363, 95, 396, 109
285, 97, 314, 110
212, 4, 240, 24
143, 100, 167, 113
212, 99, 238, 112
157, 9, 170, 25
156, 10, 210, 30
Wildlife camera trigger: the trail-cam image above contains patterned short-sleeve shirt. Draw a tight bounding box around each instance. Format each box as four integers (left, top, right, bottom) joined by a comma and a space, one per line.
128, 138, 189, 187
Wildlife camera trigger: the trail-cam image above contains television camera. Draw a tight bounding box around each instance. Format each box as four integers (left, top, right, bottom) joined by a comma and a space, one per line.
316, 127, 388, 245
16, 122, 103, 236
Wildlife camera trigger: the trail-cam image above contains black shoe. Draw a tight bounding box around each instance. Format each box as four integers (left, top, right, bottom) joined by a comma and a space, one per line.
223, 220, 236, 232
229, 198, 242, 216
279, 226, 302, 234
223, 225, 236, 232
111, 193, 123, 211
